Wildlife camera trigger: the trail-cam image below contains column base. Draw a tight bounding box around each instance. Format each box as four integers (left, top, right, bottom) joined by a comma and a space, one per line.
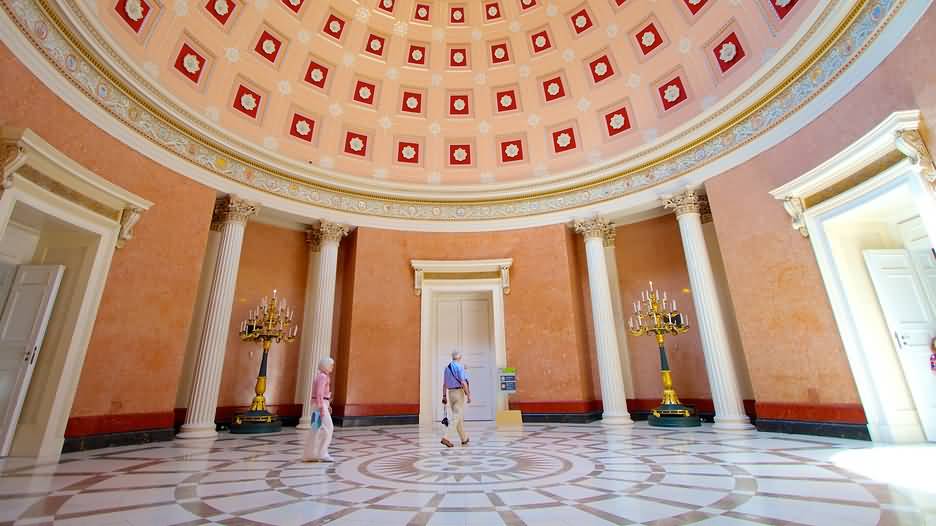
600, 413, 634, 426
296, 417, 312, 430
712, 416, 755, 431
176, 423, 218, 440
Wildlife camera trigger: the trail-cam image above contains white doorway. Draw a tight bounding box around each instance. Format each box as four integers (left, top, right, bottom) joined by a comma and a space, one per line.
0, 129, 151, 459
413, 259, 511, 426
433, 293, 495, 422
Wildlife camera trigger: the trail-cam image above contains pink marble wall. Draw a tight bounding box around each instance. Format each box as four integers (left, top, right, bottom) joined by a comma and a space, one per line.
0, 44, 217, 425
334, 225, 596, 412
613, 216, 711, 400
217, 222, 308, 409
705, 8, 936, 407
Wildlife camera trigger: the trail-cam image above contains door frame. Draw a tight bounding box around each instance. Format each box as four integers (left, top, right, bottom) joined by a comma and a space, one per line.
771, 111, 936, 442
413, 259, 511, 426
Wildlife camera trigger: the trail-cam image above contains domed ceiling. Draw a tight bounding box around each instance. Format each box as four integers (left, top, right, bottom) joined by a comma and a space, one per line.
1, 0, 912, 225
95, 0, 808, 188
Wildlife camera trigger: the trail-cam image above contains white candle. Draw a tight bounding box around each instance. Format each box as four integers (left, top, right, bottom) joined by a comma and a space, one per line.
673, 299, 677, 311
649, 280, 653, 290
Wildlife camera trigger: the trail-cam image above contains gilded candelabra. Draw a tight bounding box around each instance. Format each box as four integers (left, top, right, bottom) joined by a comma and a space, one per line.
231, 289, 298, 434
628, 282, 701, 427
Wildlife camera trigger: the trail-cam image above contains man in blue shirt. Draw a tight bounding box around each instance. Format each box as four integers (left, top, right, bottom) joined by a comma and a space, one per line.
441, 350, 471, 447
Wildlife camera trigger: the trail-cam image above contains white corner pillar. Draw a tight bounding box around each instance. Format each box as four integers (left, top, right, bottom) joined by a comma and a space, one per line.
294, 229, 321, 428
177, 196, 258, 440
664, 190, 753, 431
573, 217, 633, 425
603, 231, 636, 396
297, 221, 349, 429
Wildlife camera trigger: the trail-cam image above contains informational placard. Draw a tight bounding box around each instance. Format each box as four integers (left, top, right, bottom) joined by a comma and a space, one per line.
499, 367, 517, 393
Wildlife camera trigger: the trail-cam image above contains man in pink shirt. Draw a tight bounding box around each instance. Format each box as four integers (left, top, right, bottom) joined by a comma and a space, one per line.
302, 357, 335, 462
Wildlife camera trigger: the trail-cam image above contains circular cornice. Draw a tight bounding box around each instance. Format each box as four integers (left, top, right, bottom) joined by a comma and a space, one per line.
0, 0, 916, 227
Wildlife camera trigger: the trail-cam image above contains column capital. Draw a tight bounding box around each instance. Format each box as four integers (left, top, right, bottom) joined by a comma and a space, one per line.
305, 228, 322, 252
663, 189, 709, 218
573, 216, 615, 246
318, 220, 350, 243
212, 195, 258, 228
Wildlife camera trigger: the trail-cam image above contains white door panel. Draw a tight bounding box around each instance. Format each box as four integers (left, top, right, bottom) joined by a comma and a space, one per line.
0, 265, 65, 455
433, 295, 495, 422
864, 250, 936, 442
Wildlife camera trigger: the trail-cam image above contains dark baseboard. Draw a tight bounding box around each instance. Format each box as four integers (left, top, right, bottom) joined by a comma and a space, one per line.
755, 418, 871, 441
521, 411, 602, 424
62, 428, 174, 453
334, 414, 419, 427
630, 410, 717, 423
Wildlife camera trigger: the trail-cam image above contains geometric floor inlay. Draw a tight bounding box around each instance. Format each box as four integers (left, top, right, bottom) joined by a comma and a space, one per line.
1, 422, 934, 525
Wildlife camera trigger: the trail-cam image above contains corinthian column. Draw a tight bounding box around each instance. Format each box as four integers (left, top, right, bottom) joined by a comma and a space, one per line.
573, 217, 633, 425
663, 190, 752, 430
177, 196, 258, 439
297, 221, 349, 429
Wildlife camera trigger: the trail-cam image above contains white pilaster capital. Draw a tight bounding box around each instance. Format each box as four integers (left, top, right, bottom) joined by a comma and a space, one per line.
896, 128, 936, 189
116, 206, 145, 248
318, 220, 350, 244
305, 228, 322, 252
211, 195, 258, 227
662, 189, 709, 218
573, 216, 615, 245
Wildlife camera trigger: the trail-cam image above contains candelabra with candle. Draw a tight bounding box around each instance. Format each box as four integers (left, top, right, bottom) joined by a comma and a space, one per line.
628, 282, 701, 428
230, 289, 299, 434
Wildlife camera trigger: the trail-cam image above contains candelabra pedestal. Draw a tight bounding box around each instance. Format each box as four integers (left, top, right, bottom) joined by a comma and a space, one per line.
230, 340, 283, 434
629, 282, 700, 428
230, 290, 298, 434
648, 344, 700, 428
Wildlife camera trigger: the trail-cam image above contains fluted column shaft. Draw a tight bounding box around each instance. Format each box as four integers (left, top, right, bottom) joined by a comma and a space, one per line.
574, 218, 632, 425
665, 191, 752, 430
297, 221, 348, 428
294, 230, 321, 429
178, 196, 257, 439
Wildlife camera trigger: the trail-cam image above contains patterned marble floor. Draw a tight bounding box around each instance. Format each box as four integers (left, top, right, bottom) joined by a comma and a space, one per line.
1, 423, 935, 526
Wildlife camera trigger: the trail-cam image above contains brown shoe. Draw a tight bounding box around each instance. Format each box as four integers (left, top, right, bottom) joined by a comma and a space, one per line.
440, 438, 454, 448
461, 438, 470, 446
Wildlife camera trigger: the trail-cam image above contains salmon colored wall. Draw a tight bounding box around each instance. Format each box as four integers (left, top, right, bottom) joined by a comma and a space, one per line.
0, 44, 217, 429
614, 216, 711, 400
217, 222, 307, 409
705, 8, 936, 410
335, 225, 596, 414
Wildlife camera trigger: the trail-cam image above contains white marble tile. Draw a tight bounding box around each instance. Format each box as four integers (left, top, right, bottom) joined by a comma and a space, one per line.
196, 479, 270, 497
376, 491, 435, 507
327, 508, 417, 525
638, 484, 727, 506
734, 495, 881, 526
88, 472, 193, 490
242, 501, 343, 526
737, 463, 847, 480
515, 505, 619, 526
0, 496, 40, 521
546, 484, 605, 500
57, 487, 176, 515
203, 489, 294, 513
329, 487, 392, 503
586, 495, 690, 522
755, 478, 877, 503
54, 503, 200, 526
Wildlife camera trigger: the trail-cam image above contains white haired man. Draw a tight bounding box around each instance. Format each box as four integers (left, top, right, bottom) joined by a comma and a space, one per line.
441, 350, 471, 448
303, 356, 335, 462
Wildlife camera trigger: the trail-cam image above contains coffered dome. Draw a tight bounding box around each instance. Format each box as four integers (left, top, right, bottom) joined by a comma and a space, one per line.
97, 0, 809, 187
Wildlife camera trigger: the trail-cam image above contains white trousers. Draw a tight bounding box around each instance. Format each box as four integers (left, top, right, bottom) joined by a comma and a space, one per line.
302, 404, 334, 461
